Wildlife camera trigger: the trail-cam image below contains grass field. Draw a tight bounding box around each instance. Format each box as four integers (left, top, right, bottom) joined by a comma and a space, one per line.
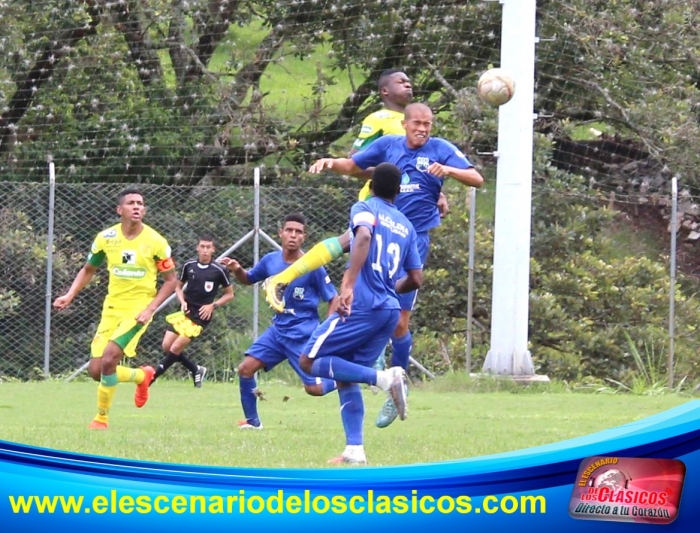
0, 375, 691, 468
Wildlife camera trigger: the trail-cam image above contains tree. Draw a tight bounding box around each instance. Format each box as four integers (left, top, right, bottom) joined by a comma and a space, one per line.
1, 0, 502, 183
2, 1, 698, 188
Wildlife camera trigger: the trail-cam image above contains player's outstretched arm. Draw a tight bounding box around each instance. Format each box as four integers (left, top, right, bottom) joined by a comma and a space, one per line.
395, 268, 423, 294
220, 257, 252, 285
308, 158, 362, 175
53, 263, 98, 310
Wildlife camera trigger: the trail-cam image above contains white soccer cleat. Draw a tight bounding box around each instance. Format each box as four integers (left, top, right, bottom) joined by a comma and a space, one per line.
328, 445, 367, 466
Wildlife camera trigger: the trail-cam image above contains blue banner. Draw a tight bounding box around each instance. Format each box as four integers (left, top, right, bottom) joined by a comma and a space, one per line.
2, 400, 700, 531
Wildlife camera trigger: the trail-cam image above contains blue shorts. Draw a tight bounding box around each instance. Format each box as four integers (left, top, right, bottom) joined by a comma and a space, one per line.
246, 326, 319, 387
398, 231, 430, 311
303, 308, 400, 367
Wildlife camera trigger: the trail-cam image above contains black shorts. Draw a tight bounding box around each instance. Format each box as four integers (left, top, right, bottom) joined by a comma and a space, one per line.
184, 304, 212, 328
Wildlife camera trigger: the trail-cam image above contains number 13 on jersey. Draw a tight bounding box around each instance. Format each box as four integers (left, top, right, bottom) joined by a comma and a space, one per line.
371, 234, 401, 278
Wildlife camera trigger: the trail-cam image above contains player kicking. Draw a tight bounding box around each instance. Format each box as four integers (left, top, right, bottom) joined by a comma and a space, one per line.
53, 187, 177, 430
274, 103, 484, 428
300, 163, 423, 465
220, 213, 339, 430
150, 235, 234, 388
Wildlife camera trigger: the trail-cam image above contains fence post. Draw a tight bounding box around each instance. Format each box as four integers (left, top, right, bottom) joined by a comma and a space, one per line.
466, 187, 477, 374
43, 162, 56, 377
668, 177, 678, 388
253, 167, 261, 341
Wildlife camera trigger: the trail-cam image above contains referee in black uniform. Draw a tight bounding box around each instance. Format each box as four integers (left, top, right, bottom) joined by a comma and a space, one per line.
151, 235, 234, 387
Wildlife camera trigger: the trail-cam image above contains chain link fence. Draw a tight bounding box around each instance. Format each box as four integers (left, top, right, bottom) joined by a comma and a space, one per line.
0, 174, 358, 381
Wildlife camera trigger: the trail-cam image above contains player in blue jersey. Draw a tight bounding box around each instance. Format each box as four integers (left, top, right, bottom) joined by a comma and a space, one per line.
304, 102, 484, 428
221, 213, 339, 430
299, 162, 424, 465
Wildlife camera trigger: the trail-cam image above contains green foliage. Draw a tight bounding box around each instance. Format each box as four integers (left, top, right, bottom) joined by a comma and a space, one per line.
601, 331, 689, 396
412, 138, 700, 384
0, 201, 86, 378
0, 289, 20, 319
3, 0, 700, 388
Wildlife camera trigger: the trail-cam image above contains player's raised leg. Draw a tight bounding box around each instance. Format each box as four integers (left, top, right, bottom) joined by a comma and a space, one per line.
283, 339, 337, 397
265, 232, 349, 312
300, 309, 408, 463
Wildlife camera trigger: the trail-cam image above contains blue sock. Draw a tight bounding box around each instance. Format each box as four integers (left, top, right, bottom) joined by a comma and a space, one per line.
321, 378, 338, 395
239, 375, 261, 426
338, 385, 364, 445
391, 332, 413, 370
311, 356, 377, 385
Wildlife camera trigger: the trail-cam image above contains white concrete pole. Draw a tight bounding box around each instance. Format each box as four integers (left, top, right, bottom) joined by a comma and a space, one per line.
482, 0, 538, 376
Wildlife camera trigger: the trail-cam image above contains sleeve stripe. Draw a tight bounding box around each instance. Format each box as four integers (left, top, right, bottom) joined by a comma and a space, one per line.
212, 262, 232, 285
352, 211, 376, 226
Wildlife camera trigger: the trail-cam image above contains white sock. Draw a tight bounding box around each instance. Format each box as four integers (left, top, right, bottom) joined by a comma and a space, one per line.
375, 370, 392, 391
344, 445, 365, 459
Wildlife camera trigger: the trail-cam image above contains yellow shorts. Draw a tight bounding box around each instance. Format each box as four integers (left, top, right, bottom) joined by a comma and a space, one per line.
91, 307, 152, 358
358, 180, 373, 201
165, 311, 204, 339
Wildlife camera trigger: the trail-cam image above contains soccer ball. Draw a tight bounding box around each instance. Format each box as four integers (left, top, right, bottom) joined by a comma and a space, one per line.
477, 68, 515, 106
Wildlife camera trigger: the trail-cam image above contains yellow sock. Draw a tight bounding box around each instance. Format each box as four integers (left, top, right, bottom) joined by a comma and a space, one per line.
276, 237, 344, 284
358, 180, 373, 201
95, 374, 118, 424
116, 365, 145, 384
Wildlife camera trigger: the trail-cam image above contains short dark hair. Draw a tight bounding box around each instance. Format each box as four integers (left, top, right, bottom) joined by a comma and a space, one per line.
370, 163, 401, 200
198, 234, 215, 246
117, 186, 144, 206
282, 213, 306, 229
378, 68, 405, 91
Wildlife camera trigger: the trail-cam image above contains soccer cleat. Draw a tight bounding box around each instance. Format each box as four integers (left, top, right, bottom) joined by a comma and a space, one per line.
193, 365, 207, 388
88, 420, 108, 430
134, 365, 155, 408
327, 453, 367, 466
387, 366, 408, 421
375, 397, 399, 428
264, 276, 287, 313
237, 420, 263, 430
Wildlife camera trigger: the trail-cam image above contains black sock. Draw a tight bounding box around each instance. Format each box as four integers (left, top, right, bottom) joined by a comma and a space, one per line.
177, 352, 199, 374
151, 352, 179, 384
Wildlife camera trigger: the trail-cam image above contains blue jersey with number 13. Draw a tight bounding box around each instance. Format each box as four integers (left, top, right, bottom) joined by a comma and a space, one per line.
349, 196, 422, 311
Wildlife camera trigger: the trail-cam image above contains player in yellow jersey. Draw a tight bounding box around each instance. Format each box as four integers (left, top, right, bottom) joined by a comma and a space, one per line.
265, 69, 447, 310
53, 187, 177, 430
